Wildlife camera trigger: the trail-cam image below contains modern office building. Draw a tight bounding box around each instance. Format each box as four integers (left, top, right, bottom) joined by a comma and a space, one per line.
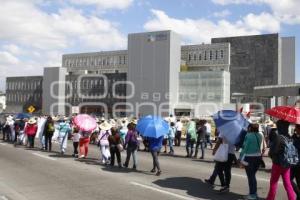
62, 50, 128, 74
211, 34, 296, 104
5, 76, 43, 113
65, 72, 127, 116
127, 31, 181, 116
5, 31, 297, 117
0, 92, 6, 113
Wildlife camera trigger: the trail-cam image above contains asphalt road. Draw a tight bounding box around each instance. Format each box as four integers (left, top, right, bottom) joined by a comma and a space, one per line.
0, 137, 290, 200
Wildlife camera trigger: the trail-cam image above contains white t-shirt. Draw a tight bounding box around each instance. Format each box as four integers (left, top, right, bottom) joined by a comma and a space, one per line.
205, 122, 211, 134
73, 133, 81, 142
98, 130, 111, 146
175, 121, 183, 131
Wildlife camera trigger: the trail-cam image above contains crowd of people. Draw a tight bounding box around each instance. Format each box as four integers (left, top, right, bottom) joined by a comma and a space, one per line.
0, 114, 300, 200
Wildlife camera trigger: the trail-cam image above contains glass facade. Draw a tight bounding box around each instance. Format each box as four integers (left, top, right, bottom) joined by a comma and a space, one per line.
179, 71, 230, 104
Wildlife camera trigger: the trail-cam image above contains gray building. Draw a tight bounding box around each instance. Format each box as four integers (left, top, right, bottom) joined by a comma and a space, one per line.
6, 76, 43, 113
127, 30, 181, 117
211, 34, 295, 103
5, 31, 297, 116
62, 50, 128, 74
181, 43, 230, 71
65, 72, 127, 116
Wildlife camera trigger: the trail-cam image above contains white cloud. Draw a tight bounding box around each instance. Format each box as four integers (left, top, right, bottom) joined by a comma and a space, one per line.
212, 0, 300, 24
144, 9, 279, 44
0, 0, 128, 91
212, 0, 262, 5
243, 12, 280, 32
213, 10, 231, 18
2, 44, 22, 55
69, 0, 134, 10
0, 51, 20, 65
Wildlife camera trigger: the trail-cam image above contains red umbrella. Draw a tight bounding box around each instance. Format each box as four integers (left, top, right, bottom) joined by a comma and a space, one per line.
73, 114, 97, 132
265, 106, 300, 124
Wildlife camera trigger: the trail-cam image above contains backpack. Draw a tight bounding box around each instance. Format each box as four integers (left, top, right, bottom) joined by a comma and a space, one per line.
47, 123, 55, 132
278, 135, 299, 168
128, 131, 138, 147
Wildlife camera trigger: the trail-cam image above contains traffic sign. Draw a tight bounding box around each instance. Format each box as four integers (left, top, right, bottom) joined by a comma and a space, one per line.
27, 105, 35, 113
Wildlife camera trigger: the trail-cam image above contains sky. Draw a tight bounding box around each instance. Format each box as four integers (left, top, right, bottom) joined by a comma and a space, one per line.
0, 0, 299, 92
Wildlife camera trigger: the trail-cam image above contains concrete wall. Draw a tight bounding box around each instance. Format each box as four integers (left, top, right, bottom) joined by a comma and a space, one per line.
280, 37, 295, 84
212, 34, 279, 102
43, 67, 67, 116
127, 30, 181, 117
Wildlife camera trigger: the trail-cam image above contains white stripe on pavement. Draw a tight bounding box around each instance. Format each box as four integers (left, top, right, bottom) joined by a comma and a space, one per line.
32, 153, 57, 161
0, 196, 9, 200
130, 182, 200, 200
0, 143, 7, 146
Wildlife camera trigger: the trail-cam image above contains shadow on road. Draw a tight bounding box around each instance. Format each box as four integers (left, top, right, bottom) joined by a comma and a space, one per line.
153, 177, 244, 200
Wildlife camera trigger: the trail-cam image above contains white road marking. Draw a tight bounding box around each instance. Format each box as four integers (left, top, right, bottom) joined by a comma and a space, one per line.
130, 182, 200, 200
232, 173, 282, 184
0, 196, 8, 200
0, 143, 7, 146
32, 153, 57, 161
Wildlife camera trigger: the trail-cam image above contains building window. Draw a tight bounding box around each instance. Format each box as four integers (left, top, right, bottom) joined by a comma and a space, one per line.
209, 51, 212, 60
193, 54, 197, 61
220, 50, 224, 58
188, 54, 191, 61
199, 53, 202, 60
119, 56, 122, 65
204, 51, 207, 60
215, 50, 218, 60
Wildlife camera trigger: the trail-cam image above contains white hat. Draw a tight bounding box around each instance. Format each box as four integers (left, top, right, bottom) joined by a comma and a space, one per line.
130, 119, 138, 125
6, 116, 14, 122
99, 121, 112, 131
28, 118, 37, 124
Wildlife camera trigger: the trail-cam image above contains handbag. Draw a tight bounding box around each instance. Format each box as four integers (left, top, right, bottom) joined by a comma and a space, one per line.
214, 143, 229, 162
117, 143, 124, 152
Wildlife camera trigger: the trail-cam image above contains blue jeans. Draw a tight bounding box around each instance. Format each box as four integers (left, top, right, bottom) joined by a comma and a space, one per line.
168, 138, 174, 153
186, 135, 195, 157
244, 156, 261, 195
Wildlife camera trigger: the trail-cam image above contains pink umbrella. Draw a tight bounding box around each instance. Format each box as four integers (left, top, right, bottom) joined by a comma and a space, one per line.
73, 114, 97, 132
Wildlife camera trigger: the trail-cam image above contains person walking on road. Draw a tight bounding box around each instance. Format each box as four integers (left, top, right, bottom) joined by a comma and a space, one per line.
213, 130, 236, 193
194, 120, 207, 159
98, 121, 112, 164
175, 119, 183, 146
43, 116, 55, 152
266, 120, 296, 200
149, 136, 164, 176
204, 121, 213, 149
25, 118, 38, 148
123, 122, 139, 170
108, 127, 122, 167
57, 117, 71, 155
291, 124, 300, 200
72, 127, 80, 158
168, 122, 176, 155
79, 130, 92, 159
186, 119, 197, 158
239, 123, 263, 200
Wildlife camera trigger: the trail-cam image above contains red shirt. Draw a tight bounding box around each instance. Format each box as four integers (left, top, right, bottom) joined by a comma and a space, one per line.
25, 124, 38, 136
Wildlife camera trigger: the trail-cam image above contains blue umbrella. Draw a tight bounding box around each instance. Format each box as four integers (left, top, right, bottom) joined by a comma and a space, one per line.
213, 110, 249, 145
136, 115, 170, 138
15, 113, 31, 119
